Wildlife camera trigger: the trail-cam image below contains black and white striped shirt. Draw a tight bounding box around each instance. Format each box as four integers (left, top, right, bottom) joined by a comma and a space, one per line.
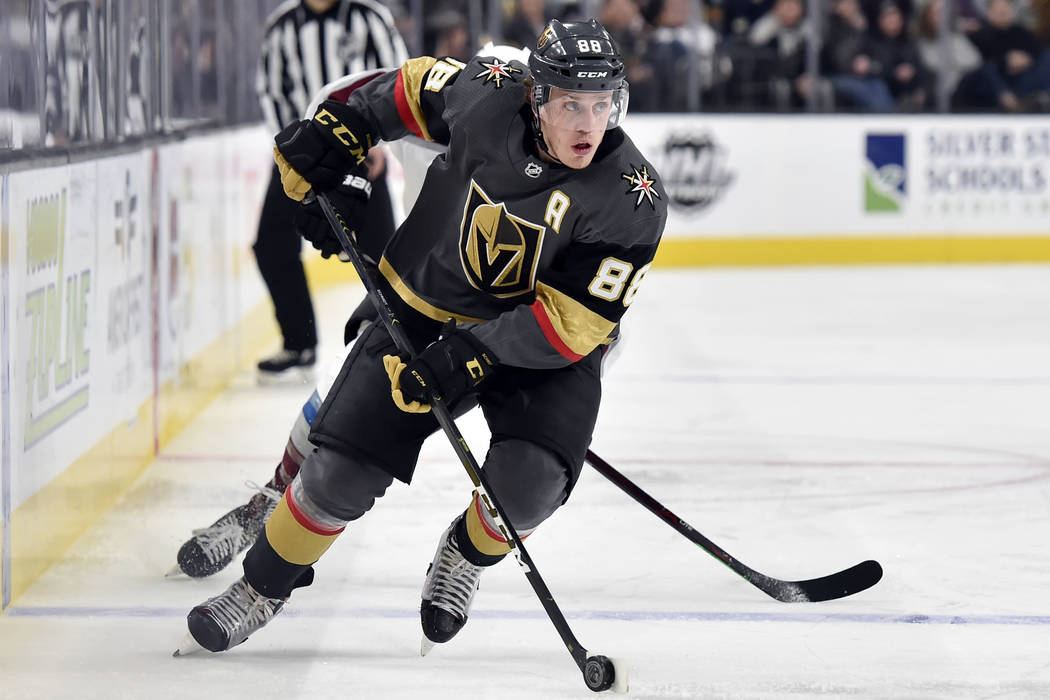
256, 0, 408, 133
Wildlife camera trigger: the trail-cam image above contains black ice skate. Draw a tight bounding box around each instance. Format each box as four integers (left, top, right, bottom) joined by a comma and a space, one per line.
420, 519, 485, 655
257, 348, 316, 382
169, 484, 280, 578
174, 576, 285, 655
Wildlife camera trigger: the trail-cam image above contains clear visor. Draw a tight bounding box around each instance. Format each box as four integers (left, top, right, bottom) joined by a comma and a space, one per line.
535, 86, 629, 131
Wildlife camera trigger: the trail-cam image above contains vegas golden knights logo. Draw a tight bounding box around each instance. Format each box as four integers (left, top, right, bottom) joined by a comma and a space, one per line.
537, 26, 553, 48
460, 181, 545, 298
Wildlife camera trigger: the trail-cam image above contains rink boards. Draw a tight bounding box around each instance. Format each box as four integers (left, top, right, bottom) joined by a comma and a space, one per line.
0, 126, 275, 607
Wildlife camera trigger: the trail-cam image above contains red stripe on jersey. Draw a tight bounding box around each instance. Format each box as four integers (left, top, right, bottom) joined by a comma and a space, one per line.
529, 300, 585, 362
394, 70, 425, 139
286, 488, 345, 536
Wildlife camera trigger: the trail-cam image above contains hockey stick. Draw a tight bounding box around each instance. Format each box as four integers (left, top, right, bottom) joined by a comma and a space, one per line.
584, 450, 883, 602
315, 192, 626, 693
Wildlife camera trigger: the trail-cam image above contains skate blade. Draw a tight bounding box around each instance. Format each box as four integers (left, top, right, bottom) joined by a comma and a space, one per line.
257, 367, 314, 386
164, 564, 186, 579
172, 632, 204, 657
420, 637, 436, 657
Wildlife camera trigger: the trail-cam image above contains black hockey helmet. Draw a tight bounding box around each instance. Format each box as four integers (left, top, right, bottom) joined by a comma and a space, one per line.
528, 18, 629, 130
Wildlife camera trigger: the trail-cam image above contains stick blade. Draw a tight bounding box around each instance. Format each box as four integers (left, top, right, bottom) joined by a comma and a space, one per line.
761, 559, 883, 603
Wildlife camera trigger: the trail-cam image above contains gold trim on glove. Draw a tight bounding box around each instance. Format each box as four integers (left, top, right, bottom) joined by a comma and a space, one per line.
274, 147, 312, 202
383, 354, 431, 413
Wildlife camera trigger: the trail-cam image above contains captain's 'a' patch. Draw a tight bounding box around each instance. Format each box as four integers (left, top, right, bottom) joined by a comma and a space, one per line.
622, 164, 661, 209
473, 58, 521, 88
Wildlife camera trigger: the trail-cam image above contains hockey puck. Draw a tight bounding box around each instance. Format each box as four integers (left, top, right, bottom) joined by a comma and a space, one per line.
583, 655, 615, 692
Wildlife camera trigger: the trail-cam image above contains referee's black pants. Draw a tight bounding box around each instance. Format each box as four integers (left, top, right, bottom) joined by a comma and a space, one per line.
254, 165, 317, 352
253, 163, 396, 352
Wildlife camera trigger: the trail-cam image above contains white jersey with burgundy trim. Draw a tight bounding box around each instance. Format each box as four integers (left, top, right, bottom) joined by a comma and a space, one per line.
336, 54, 666, 369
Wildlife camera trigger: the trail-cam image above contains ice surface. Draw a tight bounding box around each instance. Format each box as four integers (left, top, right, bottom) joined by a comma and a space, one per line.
2, 266, 1048, 699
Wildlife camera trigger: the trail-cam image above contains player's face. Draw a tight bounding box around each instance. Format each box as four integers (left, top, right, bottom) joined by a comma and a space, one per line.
537, 88, 613, 169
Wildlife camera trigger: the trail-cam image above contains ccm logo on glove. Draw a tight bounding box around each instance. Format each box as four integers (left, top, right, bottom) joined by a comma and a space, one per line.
384, 325, 497, 414
314, 108, 369, 167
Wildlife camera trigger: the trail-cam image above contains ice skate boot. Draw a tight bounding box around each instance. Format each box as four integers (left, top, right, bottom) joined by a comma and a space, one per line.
257, 348, 315, 384
176, 576, 285, 655
420, 519, 485, 655
172, 484, 280, 578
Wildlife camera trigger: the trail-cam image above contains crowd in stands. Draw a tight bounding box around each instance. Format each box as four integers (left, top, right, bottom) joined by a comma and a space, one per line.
7, 0, 1046, 153
399, 0, 1050, 113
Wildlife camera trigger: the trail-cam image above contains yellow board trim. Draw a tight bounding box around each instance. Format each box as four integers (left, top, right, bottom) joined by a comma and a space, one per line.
299, 236, 1050, 306
302, 251, 361, 288
5, 299, 277, 608
652, 236, 1050, 267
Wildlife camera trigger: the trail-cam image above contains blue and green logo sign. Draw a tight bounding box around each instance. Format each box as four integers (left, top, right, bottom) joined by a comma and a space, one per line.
865, 134, 906, 212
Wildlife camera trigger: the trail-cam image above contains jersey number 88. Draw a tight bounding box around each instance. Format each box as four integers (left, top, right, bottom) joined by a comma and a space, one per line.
587, 258, 651, 306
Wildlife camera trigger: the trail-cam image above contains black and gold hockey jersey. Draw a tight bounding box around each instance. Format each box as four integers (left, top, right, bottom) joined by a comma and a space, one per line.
341, 54, 667, 369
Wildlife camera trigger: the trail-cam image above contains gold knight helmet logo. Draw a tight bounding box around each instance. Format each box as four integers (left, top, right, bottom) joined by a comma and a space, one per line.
537, 25, 553, 48
460, 181, 545, 298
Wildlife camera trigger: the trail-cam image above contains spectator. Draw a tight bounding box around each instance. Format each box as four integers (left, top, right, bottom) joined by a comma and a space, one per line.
642, 0, 723, 111
969, 0, 1050, 111
913, 0, 985, 109
861, 0, 914, 29
747, 0, 818, 109
822, 0, 896, 111
600, 0, 657, 110
427, 9, 471, 62
125, 15, 149, 135
1036, 0, 1050, 47
868, 0, 933, 110
718, 0, 776, 36
504, 0, 548, 49
45, 0, 104, 144
948, 0, 985, 34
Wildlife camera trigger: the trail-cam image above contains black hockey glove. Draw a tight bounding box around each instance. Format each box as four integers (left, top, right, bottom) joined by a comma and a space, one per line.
383, 324, 498, 414
273, 99, 375, 201
295, 174, 372, 259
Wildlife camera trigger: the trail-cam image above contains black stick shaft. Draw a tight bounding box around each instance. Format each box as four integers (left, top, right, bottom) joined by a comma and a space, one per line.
584, 450, 743, 570
316, 193, 592, 670
584, 449, 882, 603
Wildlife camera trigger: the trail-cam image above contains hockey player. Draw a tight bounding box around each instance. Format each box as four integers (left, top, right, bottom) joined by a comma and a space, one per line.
176, 18, 666, 656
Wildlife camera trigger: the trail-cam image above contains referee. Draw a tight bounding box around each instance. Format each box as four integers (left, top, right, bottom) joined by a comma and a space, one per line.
254, 0, 408, 377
